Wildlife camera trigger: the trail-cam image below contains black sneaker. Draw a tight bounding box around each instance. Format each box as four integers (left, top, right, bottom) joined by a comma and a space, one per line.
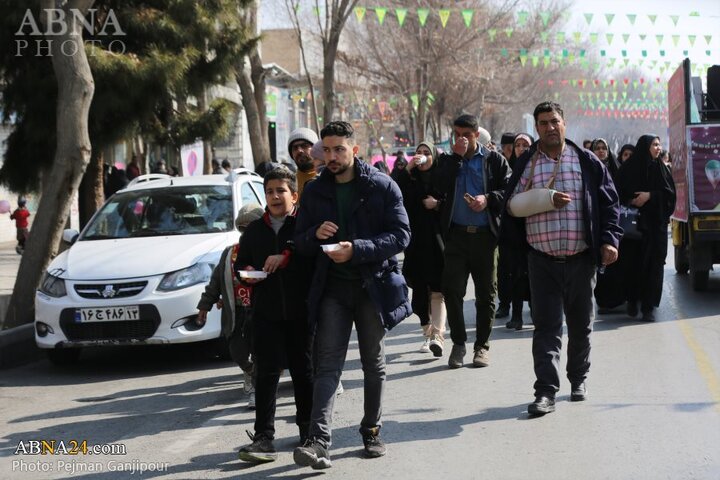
496, 304, 510, 318
570, 382, 587, 402
238, 431, 277, 463
293, 439, 332, 469
528, 396, 555, 416
361, 427, 387, 458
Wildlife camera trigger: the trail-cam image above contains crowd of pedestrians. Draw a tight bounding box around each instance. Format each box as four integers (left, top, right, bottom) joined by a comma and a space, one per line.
193, 101, 676, 470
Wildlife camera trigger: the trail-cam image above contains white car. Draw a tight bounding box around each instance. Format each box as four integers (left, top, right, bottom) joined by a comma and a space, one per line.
35, 170, 266, 364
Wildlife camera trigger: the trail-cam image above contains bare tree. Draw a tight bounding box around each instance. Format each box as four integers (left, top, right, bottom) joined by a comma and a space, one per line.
285, 0, 320, 132
236, 1, 271, 167
4, 0, 96, 329
315, 0, 359, 123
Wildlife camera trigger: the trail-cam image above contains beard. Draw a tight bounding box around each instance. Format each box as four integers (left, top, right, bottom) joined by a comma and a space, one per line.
326, 161, 349, 176
294, 152, 314, 172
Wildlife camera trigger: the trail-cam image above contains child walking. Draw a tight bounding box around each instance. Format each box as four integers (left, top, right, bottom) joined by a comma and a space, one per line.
10, 197, 30, 254
235, 167, 314, 463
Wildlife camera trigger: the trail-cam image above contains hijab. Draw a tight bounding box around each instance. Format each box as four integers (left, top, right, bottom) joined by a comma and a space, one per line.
617, 144, 635, 163
616, 134, 676, 224
591, 137, 620, 178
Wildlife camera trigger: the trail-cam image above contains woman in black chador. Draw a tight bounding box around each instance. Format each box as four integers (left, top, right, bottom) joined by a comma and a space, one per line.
615, 134, 676, 321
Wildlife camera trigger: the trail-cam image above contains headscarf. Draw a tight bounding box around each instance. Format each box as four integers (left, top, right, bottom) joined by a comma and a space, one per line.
508, 133, 534, 169
617, 144, 635, 163
590, 137, 620, 178
616, 134, 676, 224
416, 141, 438, 161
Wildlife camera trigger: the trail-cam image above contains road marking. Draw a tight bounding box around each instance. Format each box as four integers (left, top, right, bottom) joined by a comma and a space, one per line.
666, 276, 720, 413
677, 320, 720, 413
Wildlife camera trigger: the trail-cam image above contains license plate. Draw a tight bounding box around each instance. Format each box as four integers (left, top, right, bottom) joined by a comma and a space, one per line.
75, 306, 140, 322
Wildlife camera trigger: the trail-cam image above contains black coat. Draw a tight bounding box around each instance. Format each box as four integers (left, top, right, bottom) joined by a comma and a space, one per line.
395, 164, 445, 284
235, 211, 312, 326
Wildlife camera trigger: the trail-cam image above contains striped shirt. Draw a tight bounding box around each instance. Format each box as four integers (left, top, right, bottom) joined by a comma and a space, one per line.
512, 145, 588, 256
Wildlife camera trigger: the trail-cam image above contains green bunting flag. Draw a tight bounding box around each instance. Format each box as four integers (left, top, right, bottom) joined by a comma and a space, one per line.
488, 28, 497, 42
605, 13, 615, 25
517, 11, 529, 26
590, 33, 598, 44
689, 11, 700, 17
639, 34, 646, 42
544, 49, 551, 58
461, 9, 473, 28
621, 49, 627, 57
656, 35, 663, 45
584, 13, 593, 25
417, 8, 430, 26
606, 33, 614, 45
670, 15, 679, 27
622, 34, 630, 44
683, 49, 689, 56
557, 32, 565, 43
540, 12, 551, 27
672, 35, 680, 47
532, 56, 540, 67
648, 14, 657, 25
689, 35, 696, 47
396, 8, 407, 27
627, 14, 636, 25
574, 32, 582, 44
600, 49, 606, 57
541, 31, 549, 42
501, 48, 508, 57
505, 27, 514, 38
642, 50, 648, 57
660, 49, 665, 57
438, 8, 451, 28
410, 94, 419, 111
354, 6, 366, 23
544, 57, 550, 67
375, 7, 387, 25
705, 35, 713, 45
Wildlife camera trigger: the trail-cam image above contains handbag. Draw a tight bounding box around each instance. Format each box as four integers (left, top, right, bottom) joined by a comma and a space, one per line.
619, 206, 642, 240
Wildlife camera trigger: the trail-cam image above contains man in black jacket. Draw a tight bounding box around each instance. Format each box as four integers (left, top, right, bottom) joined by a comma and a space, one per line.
293, 121, 411, 469
435, 114, 511, 369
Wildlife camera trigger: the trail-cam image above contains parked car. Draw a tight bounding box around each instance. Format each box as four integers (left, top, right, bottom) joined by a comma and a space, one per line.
35, 169, 266, 364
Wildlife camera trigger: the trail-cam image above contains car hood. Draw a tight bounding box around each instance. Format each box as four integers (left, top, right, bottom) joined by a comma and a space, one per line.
50, 234, 234, 280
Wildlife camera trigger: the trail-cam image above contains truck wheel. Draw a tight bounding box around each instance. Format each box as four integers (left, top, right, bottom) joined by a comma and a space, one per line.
47, 348, 81, 366
691, 270, 709, 291
674, 245, 689, 274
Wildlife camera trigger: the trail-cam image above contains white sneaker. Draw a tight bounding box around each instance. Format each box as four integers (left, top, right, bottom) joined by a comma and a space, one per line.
429, 334, 444, 358
243, 370, 254, 395
419, 338, 431, 353
247, 391, 256, 410
336, 380, 344, 396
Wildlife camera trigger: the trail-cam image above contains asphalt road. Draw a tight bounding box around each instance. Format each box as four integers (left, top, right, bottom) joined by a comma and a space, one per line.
1, 256, 719, 479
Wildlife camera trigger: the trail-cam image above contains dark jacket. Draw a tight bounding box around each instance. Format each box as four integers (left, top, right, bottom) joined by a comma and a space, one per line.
197, 244, 249, 338
501, 139, 623, 266
395, 164, 445, 283
235, 210, 312, 326
294, 159, 412, 330
435, 146, 512, 239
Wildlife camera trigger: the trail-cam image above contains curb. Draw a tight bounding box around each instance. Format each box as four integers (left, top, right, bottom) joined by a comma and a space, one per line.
0, 323, 43, 369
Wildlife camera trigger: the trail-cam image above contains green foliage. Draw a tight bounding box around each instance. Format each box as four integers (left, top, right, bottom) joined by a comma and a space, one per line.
0, 0, 255, 191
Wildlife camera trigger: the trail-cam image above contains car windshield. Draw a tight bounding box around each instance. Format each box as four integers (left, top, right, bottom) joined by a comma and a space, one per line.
81, 185, 234, 240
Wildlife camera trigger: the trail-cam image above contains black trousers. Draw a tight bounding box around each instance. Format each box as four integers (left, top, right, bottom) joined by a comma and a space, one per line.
527, 250, 596, 397
252, 315, 313, 440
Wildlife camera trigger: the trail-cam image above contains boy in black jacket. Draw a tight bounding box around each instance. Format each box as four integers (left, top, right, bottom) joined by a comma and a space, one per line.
235, 167, 314, 463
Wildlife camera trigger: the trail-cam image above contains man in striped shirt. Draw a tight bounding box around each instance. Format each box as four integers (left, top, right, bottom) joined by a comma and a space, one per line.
503, 102, 622, 416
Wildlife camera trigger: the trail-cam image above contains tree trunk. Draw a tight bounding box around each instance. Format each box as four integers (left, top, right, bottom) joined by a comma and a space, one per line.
197, 90, 213, 174
322, 40, 339, 123
236, 58, 270, 168
78, 150, 104, 228
3, 0, 95, 329
249, 49, 269, 150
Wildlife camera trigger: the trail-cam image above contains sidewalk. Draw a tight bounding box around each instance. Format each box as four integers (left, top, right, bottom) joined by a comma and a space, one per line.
0, 240, 39, 368
0, 240, 21, 296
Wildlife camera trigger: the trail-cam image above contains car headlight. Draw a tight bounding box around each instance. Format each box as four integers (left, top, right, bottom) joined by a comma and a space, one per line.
39, 272, 67, 297
158, 263, 213, 291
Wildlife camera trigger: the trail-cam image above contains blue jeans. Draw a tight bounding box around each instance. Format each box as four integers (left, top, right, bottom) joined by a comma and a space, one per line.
309, 278, 386, 448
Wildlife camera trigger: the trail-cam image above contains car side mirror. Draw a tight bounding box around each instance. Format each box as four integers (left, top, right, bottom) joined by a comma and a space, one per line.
62, 229, 79, 245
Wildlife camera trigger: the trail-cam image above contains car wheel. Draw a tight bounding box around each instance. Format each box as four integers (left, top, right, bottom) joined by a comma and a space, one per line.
47, 348, 81, 366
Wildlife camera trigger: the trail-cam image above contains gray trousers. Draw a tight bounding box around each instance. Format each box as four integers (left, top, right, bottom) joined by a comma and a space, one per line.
528, 250, 596, 397
309, 279, 386, 447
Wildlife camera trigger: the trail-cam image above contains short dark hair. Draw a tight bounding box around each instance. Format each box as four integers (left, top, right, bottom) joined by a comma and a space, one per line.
533, 102, 564, 122
263, 166, 298, 193
453, 114, 479, 131
221, 159, 231, 168
320, 121, 354, 140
